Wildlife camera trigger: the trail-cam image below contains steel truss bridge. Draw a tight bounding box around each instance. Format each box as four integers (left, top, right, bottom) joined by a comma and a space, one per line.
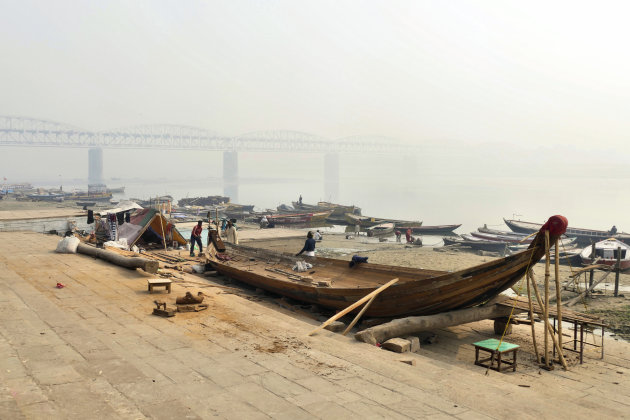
0, 116, 408, 153
0, 116, 413, 201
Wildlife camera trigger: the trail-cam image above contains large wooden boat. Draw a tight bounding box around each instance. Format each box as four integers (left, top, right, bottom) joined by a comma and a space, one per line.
579, 238, 630, 271
208, 215, 568, 317
504, 218, 630, 245
266, 211, 333, 224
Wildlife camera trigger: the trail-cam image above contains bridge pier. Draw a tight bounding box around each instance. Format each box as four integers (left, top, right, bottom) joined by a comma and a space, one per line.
323, 153, 339, 202
223, 151, 239, 203
88, 147, 103, 185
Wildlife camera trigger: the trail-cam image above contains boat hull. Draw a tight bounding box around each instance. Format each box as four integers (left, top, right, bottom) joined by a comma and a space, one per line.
210, 217, 565, 317
397, 224, 461, 235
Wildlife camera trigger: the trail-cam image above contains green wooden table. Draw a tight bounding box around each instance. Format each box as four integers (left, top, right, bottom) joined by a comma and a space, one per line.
473, 338, 519, 372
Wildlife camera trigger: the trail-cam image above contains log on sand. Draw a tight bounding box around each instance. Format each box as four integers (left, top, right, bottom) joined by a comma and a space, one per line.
354, 302, 524, 345
77, 243, 159, 274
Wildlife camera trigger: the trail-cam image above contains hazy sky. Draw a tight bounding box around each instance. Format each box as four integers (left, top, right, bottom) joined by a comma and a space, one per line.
2, 0, 629, 148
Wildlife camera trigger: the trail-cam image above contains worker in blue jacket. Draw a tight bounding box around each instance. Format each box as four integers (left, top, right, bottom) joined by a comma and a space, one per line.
296, 231, 316, 257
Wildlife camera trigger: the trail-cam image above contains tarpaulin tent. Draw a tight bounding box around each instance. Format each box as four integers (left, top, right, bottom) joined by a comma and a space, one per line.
117, 208, 187, 247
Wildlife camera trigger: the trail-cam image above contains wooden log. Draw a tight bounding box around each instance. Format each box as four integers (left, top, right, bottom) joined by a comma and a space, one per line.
354, 302, 524, 345
308, 278, 399, 336
77, 243, 159, 274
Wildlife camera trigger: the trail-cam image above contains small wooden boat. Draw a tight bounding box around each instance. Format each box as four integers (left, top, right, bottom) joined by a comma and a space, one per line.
266, 211, 333, 224
470, 231, 534, 244
443, 236, 510, 253
505, 218, 630, 245
397, 224, 461, 235
69, 191, 113, 201
344, 213, 388, 227
208, 215, 568, 317
76, 201, 96, 207
478, 226, 529, 237
366, 222, 395, 237
27, 193, 64, 202
579, 238, 630, 271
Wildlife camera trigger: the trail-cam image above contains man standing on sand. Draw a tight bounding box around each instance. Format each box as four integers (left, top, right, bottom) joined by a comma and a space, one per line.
354, 224, 360, 237
225, 221, 239, 244
190, 220, 203, 256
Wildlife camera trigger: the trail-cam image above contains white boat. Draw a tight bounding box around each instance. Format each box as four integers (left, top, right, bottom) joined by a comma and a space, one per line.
366, 222, 395, 237
579, 238, 630, 271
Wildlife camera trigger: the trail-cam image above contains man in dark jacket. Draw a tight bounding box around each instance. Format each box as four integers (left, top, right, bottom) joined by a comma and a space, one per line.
296, 231, 316, 257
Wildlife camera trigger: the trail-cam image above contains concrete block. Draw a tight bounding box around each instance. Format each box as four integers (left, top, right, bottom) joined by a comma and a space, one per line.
324, 321, 345, 333
381, 338, 410, 353
405, 336, 421, 352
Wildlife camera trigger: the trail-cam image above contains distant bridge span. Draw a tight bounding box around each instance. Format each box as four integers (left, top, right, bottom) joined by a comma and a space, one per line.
0, 116, 407, 153
0, 116, 413, 201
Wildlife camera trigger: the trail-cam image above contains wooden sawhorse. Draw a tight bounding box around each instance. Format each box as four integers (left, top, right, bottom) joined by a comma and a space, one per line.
148, 279, 172, 294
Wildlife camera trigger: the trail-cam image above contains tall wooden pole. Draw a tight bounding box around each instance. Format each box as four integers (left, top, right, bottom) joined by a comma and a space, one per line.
544, 230, 551, 368
554, 238, 563, 358
215, 208, 220, 238
528, 270, 568, 369
527, 270, 541, 364
615, 246, 621, 297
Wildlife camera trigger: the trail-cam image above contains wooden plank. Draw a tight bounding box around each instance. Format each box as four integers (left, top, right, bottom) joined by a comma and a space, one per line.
308, 278, 399, 336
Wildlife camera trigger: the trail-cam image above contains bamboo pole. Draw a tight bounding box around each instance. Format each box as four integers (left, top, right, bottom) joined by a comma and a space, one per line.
528, 271, 568, 369
526, 270, 541, 364
342, 295, 376, 336
544, 230, 550, 368
216, 208, 220, 238
159, 211, 167, 251
308, 278, 399, 336
555, 238, 563, 353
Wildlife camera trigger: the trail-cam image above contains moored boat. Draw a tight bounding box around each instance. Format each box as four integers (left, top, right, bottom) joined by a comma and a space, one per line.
208, 215, 568, 317
443, 236, 510, 253
397, 224, 461, 235
366, 222, 395, 237
27, 193, 64, 202
344, 213, 388, 227
504, 218, 630, 245
579, 238, 630, 271
266, 211, 333, 224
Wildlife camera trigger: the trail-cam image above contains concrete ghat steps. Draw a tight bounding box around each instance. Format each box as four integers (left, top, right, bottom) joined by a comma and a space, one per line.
0, 231, 629, 419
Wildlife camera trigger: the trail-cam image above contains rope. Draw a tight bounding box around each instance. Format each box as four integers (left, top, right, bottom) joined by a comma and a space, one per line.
485, 237, 539, 374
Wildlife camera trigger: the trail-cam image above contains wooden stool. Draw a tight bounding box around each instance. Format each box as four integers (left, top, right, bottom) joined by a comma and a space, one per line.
147, 279, 172, 294
473, 338, 519, 372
